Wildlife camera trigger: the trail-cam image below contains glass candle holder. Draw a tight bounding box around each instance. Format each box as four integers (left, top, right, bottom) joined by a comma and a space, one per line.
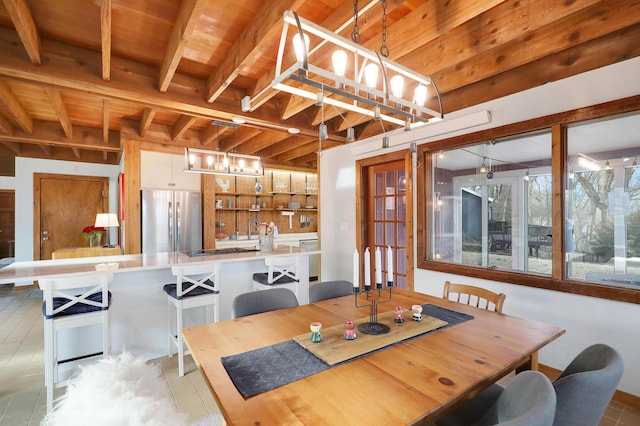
394, 306, 405, 323
344, 320, 356, 340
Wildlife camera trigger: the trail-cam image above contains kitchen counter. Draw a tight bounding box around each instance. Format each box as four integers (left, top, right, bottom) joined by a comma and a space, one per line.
2, 247, 320, 372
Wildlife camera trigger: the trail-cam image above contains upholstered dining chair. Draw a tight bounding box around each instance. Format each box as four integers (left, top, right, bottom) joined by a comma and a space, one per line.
436, 370, 556, 426
40, 271, 113, 413
309, 280, 353, 303
252, 256, 301, 302
232, 287, 299, 319
551, 343, 623, 426
164, 262, 219, 376
443, 281, 506, 313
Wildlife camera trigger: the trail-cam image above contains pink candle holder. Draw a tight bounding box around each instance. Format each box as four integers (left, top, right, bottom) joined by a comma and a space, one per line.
344, 320, 356, 340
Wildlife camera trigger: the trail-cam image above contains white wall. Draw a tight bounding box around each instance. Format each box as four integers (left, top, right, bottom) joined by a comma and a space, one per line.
320, 56, 640, 396
8, 157, 120, 265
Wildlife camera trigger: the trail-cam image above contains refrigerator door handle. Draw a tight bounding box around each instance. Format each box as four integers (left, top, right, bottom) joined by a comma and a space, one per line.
168, 202, 174, 252
175, 202, 181, 252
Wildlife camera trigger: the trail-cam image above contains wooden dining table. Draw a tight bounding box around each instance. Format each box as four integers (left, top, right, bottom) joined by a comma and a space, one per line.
182, 288, 565, 425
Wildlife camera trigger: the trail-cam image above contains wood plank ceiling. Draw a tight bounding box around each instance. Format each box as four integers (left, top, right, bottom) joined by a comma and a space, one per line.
0, 0, 638, 172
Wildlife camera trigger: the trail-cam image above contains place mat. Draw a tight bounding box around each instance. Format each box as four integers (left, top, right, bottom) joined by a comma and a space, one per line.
221, 304, 473, 398
293, 310, 447, 365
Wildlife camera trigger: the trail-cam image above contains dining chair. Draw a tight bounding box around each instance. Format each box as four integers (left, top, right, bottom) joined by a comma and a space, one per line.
232, 287, 299, 319
252, 255, 301, 303
551, 343, 623, 426
436, 370, 556, 426
164, 262, 219, 376
308, 280, 353, 303
443, 281, 506, 313
40, 271, 113, 413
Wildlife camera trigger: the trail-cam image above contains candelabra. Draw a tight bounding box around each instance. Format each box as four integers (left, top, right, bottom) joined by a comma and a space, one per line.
354, 280, 394, 335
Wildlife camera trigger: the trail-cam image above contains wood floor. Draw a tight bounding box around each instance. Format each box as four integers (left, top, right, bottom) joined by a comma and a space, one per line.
1, 284, 638, 425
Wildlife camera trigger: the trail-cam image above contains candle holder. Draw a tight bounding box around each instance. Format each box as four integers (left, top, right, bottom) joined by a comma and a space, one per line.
353, 280, 394, 335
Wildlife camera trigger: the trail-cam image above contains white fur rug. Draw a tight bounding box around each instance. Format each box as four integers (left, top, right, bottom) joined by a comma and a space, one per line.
41, 352, 188, 426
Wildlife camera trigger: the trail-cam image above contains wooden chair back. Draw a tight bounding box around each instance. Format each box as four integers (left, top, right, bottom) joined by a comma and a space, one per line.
443, 281, 506, 313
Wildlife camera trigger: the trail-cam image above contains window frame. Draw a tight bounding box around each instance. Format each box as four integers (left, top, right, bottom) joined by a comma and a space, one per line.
416, 95, 640, 305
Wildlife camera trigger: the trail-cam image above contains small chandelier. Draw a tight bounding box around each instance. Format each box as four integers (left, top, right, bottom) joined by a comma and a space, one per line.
184, 147, 264, 177
242, 8, 444, 132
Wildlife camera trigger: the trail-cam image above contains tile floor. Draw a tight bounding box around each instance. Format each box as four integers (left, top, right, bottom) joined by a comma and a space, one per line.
0, 285, 219, 426
1, 284, 639, 425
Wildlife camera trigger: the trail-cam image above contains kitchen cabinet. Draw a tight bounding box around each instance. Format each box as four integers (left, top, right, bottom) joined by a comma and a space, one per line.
140, 151, 200, 191
211, 170, 317, 239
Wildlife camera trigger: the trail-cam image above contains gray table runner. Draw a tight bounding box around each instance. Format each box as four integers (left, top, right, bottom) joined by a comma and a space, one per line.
221, 304, 473, 398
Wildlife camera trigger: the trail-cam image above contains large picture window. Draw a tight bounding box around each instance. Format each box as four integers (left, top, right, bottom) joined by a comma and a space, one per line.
417, 98, 640, 304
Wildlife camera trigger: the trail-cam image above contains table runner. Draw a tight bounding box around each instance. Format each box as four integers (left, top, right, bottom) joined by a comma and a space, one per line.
221, 304, 473, 398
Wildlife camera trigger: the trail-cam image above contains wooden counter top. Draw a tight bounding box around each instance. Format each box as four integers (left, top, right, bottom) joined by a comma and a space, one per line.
0, 246, 320, 284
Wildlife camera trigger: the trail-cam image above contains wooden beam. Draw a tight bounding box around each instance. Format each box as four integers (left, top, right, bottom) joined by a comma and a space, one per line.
158, 0, 207, 92
0, 140, 20, 154
71, 147, 80, 159
237, 130, 290, 154
44, 88, 73, 139
2, 0, 41, 65
0, 114, 13, 135
0, 120, 120, 150
37, 143, 52, 156
101, 0, 111, 81
217, 126, 262, 152
206, 0, 304, 102
201, 123, 232, 146
0, 79, 32, 133
121, 119, 201, 148
0, 29, 324, 140
103, 98, 109, 143
172, 115, 198, 141
139, 107, 156, 137
257, 135, 316, 159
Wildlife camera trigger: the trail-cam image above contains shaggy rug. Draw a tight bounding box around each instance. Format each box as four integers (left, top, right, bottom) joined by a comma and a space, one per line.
41, 352, 188, 426
189, 412, 223, 426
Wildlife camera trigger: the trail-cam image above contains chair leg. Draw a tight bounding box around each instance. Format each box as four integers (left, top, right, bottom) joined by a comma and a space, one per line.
167, 299, 173, 358
177, 301, 184, 377
103, 311, 110, 358
44, 319, 53, 413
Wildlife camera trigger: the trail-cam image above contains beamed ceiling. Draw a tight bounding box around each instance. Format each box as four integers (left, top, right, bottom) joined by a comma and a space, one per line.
0, 0, 638, 172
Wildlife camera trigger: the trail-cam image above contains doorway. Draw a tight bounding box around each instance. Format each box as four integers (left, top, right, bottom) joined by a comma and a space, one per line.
34, 174, 109, 260
357, 152, 413, 289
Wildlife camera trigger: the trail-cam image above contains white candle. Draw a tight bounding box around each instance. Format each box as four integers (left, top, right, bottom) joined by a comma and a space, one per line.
364, 247, 371, 289
353, 248, 359, 288
387, 246, 394, 283
375, 247, 382, 284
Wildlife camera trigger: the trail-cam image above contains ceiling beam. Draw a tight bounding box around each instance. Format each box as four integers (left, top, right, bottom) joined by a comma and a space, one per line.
158, 0, 207, 92
0, 120, 120, 150
101, 0, 111, 81
257, 135, 316, 159
0, 114, 14, 135
121, 119, 200, 148
2, 0, 41, 65
205, 0, 305, 102
44, 88, 73, 139
218, 126, 262, 152
0, 79, 32, 133
172, 115, 198, 141
236, 130, 290, 154
72, 147, 80, 159
102, 99, 109, 143
0, 140, 20, 154
139, 107, 156, 137
0, 29, 328, 140
37, 143, 52, 156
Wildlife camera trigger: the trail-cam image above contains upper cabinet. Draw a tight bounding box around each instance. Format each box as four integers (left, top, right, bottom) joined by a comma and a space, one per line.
140, 151, 201, 191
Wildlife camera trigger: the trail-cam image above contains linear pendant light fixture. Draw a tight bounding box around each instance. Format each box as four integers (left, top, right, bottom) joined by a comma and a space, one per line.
184, 147, 264, 177
241, 9, 444, 132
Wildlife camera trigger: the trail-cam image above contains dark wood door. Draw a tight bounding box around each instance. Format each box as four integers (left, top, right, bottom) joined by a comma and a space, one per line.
34, 174, 109, 260
0, 190, 14, 258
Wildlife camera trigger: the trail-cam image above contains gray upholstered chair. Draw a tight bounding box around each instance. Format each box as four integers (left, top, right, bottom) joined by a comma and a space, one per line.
309, 280, 353, 303
552, 343, 623, 426
437, 371, 556, 426
231, 287, 299, 319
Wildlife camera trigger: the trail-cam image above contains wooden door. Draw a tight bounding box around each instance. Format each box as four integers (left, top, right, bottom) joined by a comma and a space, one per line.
34, 174, 109, 260
0, 190, 14, 258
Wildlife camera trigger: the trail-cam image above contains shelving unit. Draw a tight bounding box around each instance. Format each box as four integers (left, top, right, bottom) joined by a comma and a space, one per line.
211, 170, 317, 239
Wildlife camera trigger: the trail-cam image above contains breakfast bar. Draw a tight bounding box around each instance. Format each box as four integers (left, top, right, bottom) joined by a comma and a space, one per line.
0, 246, 320, 364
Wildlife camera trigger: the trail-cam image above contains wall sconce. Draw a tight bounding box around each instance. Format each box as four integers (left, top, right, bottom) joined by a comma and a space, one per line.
184, 147, 264, 177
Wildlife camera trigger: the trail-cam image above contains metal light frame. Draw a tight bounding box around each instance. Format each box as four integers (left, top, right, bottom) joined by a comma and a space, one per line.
242, 10, 444, 130
184, 147, 264, 177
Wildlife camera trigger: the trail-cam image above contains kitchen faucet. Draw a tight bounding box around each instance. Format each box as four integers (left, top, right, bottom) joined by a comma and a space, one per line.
248, 218, 260, 239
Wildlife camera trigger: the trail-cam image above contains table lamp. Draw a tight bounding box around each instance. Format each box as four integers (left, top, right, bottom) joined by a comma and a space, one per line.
94, 213, 119, 248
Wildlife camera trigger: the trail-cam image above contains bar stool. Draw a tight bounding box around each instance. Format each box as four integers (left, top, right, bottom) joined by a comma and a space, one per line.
40, 272, 113, 413
164, 262, 219, 377
252, 256, 301, 303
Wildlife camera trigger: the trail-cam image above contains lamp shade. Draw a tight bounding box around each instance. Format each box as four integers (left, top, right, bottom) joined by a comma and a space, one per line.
95, 213, 119, 228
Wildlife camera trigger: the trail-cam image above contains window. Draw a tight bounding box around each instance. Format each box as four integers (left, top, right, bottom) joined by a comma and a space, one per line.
417, 98, 640, 304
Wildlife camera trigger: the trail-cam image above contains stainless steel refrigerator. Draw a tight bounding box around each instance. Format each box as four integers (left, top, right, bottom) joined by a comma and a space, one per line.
141, 190, 202, 253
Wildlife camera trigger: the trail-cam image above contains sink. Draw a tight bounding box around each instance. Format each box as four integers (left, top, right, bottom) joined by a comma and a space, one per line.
186, 247, 259, 257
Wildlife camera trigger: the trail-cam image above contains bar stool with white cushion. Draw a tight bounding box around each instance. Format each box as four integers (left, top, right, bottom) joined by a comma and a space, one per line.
252, 256, 301, 303
40, 271, 113, 413
164, 262, 219, 377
